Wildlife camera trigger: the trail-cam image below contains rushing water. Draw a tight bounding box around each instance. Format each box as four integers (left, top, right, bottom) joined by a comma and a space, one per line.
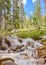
0, 36, 46, 65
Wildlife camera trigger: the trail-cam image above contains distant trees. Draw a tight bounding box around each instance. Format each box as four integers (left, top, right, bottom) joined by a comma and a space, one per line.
0, 0, 24, 30
0, 0, 11, 30
44, 0, 46, 14
9, 0, 24, 29
0, 0, 46, 30
13, 0, 20, 29
44, 0, 46, 26
33, 0, 41, 29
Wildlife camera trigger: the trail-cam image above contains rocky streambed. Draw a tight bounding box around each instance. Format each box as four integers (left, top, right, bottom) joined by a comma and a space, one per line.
0, 35, 46, 65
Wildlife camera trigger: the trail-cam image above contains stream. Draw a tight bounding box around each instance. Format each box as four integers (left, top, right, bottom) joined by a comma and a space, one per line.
0, 35, 46, 65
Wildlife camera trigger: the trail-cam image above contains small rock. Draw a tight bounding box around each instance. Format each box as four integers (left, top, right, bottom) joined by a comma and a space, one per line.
40, 35, 46, 40
37, 58, 44, 65
10, 45, 19, 51
20, 53, 30, 60
1, 43, 8, 50
18, 37, 23, 43
26, 41, 34, 48
11, 29, 16, 34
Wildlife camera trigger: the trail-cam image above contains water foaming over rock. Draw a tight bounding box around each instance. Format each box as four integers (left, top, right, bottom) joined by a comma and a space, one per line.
0, 36, 46, 65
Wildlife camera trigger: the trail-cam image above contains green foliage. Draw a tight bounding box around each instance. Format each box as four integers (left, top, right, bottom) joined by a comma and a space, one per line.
12, 0, 20, 29
0, 0, 4, 3
16, 29, 45, 40
0, 0, 46, 38
33, 0, 41, 28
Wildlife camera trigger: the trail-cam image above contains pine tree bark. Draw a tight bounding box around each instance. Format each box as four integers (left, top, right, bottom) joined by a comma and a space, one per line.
0, 4, 3, 30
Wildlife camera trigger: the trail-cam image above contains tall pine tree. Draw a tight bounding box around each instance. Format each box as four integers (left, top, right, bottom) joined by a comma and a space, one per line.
44, 0, 46, 27
33, 0, 41, 29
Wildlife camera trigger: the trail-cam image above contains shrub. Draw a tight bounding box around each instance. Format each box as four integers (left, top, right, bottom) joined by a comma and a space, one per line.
16, 29, 44, 40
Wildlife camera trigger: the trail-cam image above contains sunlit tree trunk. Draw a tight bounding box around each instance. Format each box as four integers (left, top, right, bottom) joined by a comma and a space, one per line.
44, 0, 46, 15
0, 4, 3, 30
44, 0, 46, 27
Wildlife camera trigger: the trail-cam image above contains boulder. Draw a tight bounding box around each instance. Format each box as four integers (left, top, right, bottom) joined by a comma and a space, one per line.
15, 45, 25, 52
20, 45, 27, 51
5, 35, 14, 47
37, 46, 46, 50
26, 41, 34, 48
0, 37, 2, 44
10, 45, 25, 52
18, 45, 25, 49
42, 41, 46, 46
18, 37, 23, 43
37, 58, 44, 65
37, 46, 46, 58
0, 58, 14, 65
10, 45, 19, 51
20, 53, 30, 60
44, 57, 46, 63
0, 46, 2, 50
1, 60, 16, 65
40, 35, 46, 40
5, 38, 11, 47
1, 43, 8, 50
8, 49, 13, 53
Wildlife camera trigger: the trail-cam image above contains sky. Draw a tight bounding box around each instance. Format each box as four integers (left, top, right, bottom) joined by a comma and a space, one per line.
23, 0, 44, 17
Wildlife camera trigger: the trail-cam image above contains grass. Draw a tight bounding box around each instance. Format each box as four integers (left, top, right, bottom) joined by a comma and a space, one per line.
0, 28, 46, 40
15, 29, 45, 40
0, 31, 11, 40
17, 28, 35, 31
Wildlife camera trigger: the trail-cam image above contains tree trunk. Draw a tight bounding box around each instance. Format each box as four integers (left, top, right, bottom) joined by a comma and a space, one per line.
0, 4, 3, 30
